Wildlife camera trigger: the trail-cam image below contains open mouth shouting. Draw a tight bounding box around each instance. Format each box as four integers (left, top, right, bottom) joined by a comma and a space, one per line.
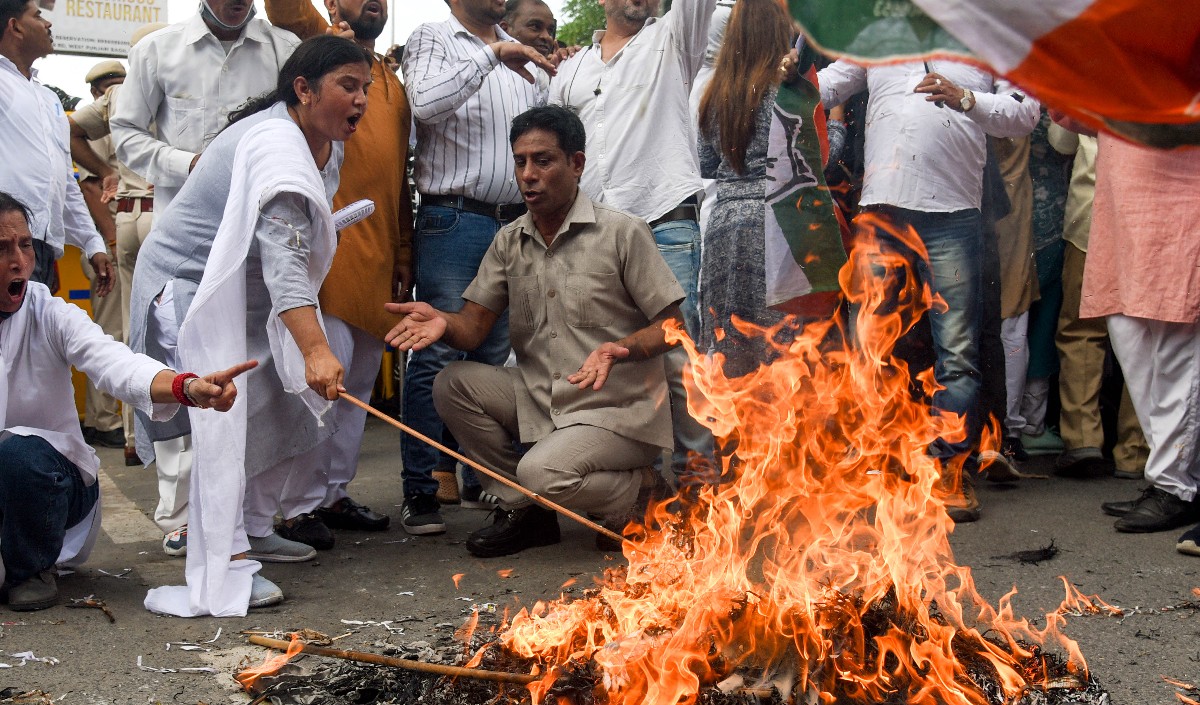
346, 112, 363, 134
361, 1, 382, 19
3, 277, 28, 311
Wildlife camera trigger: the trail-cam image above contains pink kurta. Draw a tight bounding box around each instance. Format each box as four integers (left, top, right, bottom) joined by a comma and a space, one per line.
1080, 135, 1200, 324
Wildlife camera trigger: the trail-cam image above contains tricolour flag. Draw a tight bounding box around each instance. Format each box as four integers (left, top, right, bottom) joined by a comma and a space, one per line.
789, 0, 1200, 147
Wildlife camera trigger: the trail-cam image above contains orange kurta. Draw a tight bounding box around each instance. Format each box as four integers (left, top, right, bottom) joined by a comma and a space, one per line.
266, 0, 413, 340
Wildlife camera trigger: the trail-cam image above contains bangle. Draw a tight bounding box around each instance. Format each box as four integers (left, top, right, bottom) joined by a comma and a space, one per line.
172, 373, 199, 407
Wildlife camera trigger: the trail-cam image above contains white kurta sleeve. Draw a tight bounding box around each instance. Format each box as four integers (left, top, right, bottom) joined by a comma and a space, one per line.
46, 296, 178, 420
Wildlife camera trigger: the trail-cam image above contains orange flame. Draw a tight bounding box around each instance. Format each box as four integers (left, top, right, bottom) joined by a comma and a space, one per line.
492, 215, 1095, 704
452, 573, 465, 589
236, 633, 305, 692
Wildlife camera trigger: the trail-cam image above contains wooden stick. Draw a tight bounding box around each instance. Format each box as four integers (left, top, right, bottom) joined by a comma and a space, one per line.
247, 636, 781, 700
247, 635, 537, 685
340, 393, 624, 544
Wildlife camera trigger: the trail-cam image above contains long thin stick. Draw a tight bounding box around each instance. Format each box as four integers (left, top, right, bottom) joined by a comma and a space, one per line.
340, 393, 624, 544
247, 636, 781, 700
246, 636, 536, 684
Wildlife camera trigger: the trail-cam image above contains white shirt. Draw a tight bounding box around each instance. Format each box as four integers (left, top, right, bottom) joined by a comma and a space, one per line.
1, 283, 174, 481
817, 60, 1040, 212
403, 17, 546, 205
110, 14, 298, 211
549, 0, 717, 222
0, 57, 106, 259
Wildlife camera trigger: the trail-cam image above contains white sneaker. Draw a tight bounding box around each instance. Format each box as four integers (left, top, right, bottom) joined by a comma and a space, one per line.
248, 574, 284, 609
162, 525, 187, 557
246, 532, 317, 563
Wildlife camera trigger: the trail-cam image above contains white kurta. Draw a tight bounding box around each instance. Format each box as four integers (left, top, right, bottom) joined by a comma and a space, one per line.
142, 115, 338, 619
0, 283, 175, 583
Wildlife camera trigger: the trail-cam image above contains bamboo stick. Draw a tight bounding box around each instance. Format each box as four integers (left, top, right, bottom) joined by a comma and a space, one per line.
340, 393, 624, 544
246, 635, 537, 685
246, 636, 780, 700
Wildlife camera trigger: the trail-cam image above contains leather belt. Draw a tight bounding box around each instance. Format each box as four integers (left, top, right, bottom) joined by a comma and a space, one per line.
424, 195, 527, 223
116, 197, 153, 213
648, 200, 699, 229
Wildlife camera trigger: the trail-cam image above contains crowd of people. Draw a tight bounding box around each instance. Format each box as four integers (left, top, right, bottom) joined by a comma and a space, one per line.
1, 0, 1197, 617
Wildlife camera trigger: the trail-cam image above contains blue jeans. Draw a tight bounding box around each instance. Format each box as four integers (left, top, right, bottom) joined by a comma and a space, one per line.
651, 219, 716, 484
0, 435, 99, 584
401, 206, 511, 498
855, 207, 983, 459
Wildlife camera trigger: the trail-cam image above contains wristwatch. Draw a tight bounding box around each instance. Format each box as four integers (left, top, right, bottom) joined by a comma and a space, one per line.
960, 88, 976, 112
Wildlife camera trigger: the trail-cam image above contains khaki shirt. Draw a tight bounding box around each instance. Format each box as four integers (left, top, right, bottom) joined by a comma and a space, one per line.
464, 194, 684, 448
71, 86, 154, 199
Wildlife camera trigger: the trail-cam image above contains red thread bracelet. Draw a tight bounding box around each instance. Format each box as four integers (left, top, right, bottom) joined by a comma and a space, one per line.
172, 373, 199, 407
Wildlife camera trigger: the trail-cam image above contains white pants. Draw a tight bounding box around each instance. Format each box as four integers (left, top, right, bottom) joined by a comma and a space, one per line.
243, 455, 326, 537
151, 284, 191, 534
1001, 312, 1030, 436
287, 314, 384, 513
1107, 314, 1200, 501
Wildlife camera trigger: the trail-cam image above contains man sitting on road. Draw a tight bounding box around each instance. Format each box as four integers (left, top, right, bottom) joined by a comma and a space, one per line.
385, 106, 684, 557
0, 192, 253, 611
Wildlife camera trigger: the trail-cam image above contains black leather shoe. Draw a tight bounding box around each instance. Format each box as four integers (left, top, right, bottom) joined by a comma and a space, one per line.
277, 512, 335, 550
466, 506, 560, 558
1101, 487, 1153, 517
317, 497, 390, 531
1113, 487, 1200, 533
91, 428, 126, 449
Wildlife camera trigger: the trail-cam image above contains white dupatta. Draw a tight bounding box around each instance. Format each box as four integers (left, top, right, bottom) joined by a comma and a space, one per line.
144, 115, 336, 617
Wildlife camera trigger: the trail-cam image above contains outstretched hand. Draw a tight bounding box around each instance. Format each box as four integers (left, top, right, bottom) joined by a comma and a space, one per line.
490, 41, 556, 84
189, 360, 259, 411
567, 342, 630, 391
384, 301, 448, 351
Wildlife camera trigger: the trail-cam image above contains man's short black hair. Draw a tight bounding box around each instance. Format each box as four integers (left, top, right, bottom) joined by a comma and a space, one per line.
504, 0, 543, 21
1, 0, 32, 38
510, 106, 586, 155
0, 191, 31, 226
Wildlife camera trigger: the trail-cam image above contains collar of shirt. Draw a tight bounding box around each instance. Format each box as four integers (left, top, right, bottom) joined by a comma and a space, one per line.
512, 191, 596, 245
181, 12, 272, 47
446, 14, 516, 44
589, 16, 658, 48
0, 54, 30, 81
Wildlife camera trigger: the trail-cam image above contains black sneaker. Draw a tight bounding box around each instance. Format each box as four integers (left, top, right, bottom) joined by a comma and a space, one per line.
401, 494, 446, 536
276, 512, 335, 550
1113, 486, 1200, 533
466, 506, 560, 557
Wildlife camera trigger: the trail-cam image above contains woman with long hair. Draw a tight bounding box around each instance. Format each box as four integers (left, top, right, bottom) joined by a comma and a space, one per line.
129, 34, 373, 617
697, 0, 844, 377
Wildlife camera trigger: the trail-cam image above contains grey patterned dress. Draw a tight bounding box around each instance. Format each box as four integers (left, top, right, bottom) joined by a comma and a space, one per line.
699, 86, 795, 378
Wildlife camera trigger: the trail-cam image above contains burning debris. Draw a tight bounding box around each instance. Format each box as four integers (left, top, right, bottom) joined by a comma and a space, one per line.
241, 221, 1113, 704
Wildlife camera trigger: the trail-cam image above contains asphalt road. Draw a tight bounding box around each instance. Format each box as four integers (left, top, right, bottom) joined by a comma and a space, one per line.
3, 417, 1198, 704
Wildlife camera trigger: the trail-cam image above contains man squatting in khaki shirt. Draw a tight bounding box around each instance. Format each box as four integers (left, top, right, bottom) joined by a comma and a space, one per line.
385, 105, 685, 559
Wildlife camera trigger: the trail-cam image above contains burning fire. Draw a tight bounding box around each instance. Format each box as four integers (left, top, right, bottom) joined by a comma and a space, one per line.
487, 216, 1097, 704
236, 633, 304, 691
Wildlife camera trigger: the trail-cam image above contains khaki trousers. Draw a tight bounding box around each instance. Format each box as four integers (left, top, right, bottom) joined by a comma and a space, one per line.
116, 205, 154, 446
1056, 243, 1148, 472
80, 246, 123, 433
433, 361, 659, 517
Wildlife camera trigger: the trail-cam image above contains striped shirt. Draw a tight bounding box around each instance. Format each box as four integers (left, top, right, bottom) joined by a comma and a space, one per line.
403, 17, 547, 205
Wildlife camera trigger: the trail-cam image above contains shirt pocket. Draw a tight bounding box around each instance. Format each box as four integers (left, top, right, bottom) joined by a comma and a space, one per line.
508, 274, 543, 332
164, 95, 205, 152
565, 271, 618, 328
